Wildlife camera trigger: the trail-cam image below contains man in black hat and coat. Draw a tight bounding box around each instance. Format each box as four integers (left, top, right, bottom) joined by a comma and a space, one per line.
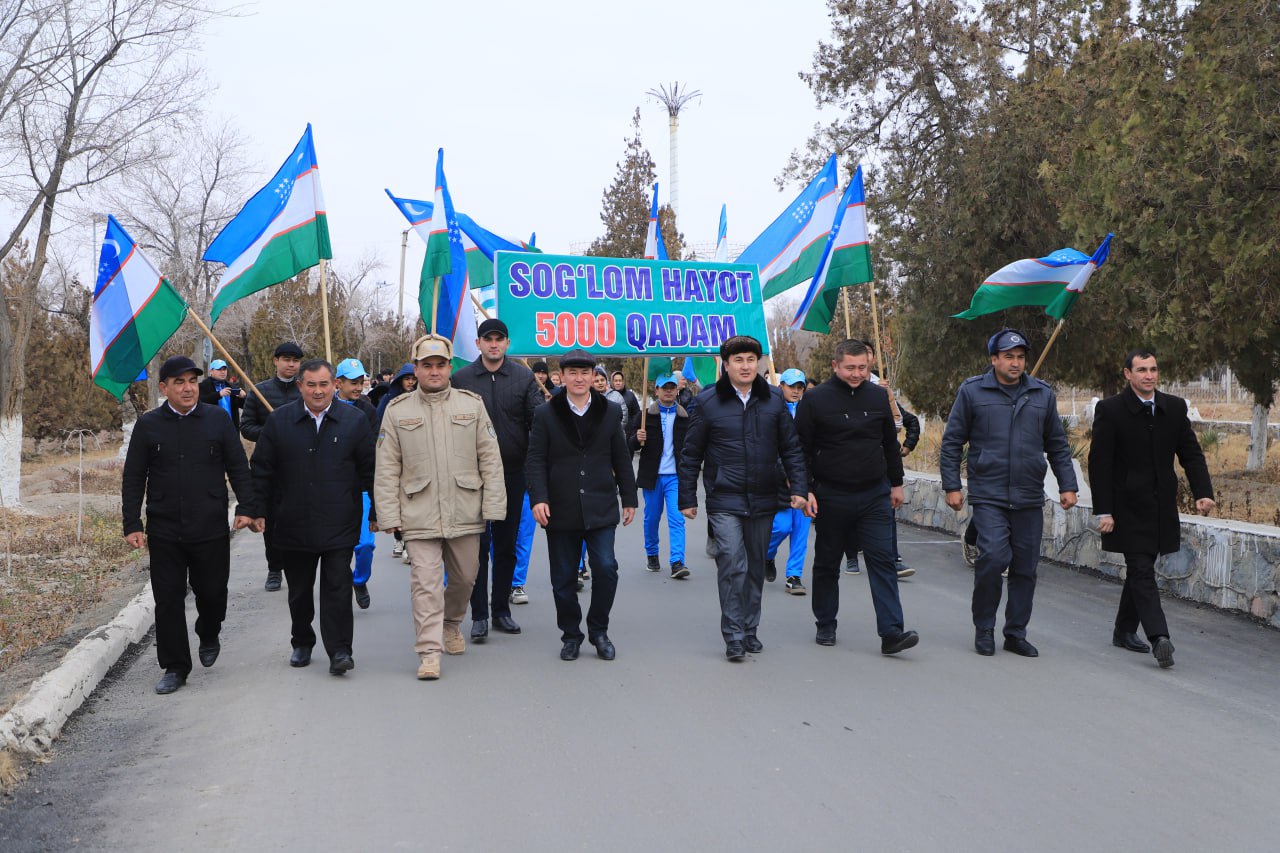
526, 348, 637, 662
1089, 348, 1215, 668
122, 356, 258, 694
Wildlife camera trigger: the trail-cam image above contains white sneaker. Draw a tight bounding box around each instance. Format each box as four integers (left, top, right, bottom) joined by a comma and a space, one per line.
510, 585, 528, 605
392, 539, 405, 557
963, 541, 979, 567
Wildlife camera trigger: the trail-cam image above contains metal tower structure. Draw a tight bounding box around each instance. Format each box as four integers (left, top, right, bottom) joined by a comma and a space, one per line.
646, 82, 702, 220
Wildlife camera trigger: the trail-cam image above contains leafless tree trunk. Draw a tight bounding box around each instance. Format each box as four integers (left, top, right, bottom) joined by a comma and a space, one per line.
1247, 400, 1271, 472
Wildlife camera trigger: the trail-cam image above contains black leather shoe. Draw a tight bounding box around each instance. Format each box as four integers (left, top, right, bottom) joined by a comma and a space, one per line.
590, 634, 616, 661
354, 583, 371, 610
290, 646, 312, 667
329, 652, 355, 675
1003, 636, 1039, 657
765, 559, 777, 583
471, 619, 489, 642
560, 639, 581, 661
1152, 636, 1175, 668
492, 615, 522, 634
725, 641, 746, 661
743, 635, 764, 654
264, 570, 282, 592
1112, 630, 1150, 653
198, 642, 220, 668
815, 626, 836, 646
975, 629, 995, 656
881, 630, 919, 655
154, 671, 186, 694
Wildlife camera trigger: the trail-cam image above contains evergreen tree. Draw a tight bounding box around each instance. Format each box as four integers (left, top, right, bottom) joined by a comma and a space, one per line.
587, 108, 685, 259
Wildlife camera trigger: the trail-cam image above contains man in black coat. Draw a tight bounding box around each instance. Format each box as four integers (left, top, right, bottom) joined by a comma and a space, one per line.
1089, 348, 1215, 668
677, 335, 808, 662
250, 358, 375, 675
198, 359, 246, 428
527, 348, 637, 662
451, 317, 546, 640
795, 340, 920, 655
122, 356, 257, 695
240, 341, 304, 593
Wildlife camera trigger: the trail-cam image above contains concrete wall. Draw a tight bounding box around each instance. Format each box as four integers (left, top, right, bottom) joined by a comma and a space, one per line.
897, 469, 1280, 629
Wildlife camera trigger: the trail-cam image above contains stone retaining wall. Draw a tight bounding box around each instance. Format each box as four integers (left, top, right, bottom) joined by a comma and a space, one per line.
897, 470, 1280, 629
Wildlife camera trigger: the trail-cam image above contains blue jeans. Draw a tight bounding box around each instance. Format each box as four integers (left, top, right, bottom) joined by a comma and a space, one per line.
546, 526, 619, 642
352, 492, 374, 585
767, 507, 810, 578
642, 473, 685, 563
810, 483, 904, 637
971, 503, 1043, 638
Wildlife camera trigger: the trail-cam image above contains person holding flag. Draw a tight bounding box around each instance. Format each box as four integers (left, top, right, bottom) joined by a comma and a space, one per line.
630, 372, 690, 580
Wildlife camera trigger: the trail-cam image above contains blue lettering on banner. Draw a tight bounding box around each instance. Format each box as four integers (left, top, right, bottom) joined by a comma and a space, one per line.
626, 313, 739, 351
707, 315, 737, 342
699, 270, 719, 300
717, 271, 738, 302
649, 314, 670, 347
554, 263, 576, 298
667, 314, 689, 347
531, 262, 553, 298
509, 261, 532, 298
689, 315, 710, 348
626, 313, 647, 352
662, 268, 682, 302
624, 267, 653, 301
583, 264, 603, 299
735, 271, 753, 302
603, 265, 624, 300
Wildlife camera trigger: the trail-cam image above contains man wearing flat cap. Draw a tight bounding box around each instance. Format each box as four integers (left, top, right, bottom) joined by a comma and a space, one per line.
526, 348, 637, 661
451, 317, 546, 641
940, 329, 1078, 658
240, 340, 305, 592
122, 356, 258, 694
375, 336, 506, 680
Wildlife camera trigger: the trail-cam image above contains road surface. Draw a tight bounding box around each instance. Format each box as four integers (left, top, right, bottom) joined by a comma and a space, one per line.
2, 518, 1278, 851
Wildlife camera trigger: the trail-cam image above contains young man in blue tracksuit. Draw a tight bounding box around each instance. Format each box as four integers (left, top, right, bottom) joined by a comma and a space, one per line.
335, 358, 378, 610
630, 372, 690, 580
766, 369, 811, 595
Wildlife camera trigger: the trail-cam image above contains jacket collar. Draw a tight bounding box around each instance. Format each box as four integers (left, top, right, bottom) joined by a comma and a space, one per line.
550, 387, 607, 445
1123, 387, 1161, 414
290, 398, 348, 424
647, 401, 688, 418
714, 373, 771, 403
979, 369, 1041, 393
160, 401, 204, 419
467, 355, 508, 377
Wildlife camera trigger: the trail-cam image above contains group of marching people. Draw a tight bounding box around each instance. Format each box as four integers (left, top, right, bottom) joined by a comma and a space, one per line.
123, 321, 1214, 693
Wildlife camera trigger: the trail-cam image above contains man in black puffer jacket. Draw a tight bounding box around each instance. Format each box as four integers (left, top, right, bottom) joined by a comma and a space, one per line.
251, 358, 375, 676
677, 336, 808, 662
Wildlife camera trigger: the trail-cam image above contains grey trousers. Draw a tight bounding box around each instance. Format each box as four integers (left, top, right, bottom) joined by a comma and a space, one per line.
709, 513, 773, 643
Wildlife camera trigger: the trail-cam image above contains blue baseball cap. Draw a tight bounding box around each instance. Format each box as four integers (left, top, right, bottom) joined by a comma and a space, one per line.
654, 373, 678, 387
779, 368, 806, 386
335, 358, 368, 380
209, 359, 227, 370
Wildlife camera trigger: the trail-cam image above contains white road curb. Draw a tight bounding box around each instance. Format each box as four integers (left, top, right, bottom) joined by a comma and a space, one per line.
0, 582, 154, 755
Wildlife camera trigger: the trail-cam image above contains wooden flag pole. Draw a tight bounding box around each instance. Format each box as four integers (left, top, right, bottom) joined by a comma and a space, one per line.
397, 230, 408, 327
841, 287, 853, 338
469, 289, 491, 320
186, 309, 273, 413
639, 357, 650, 444
1030, 318, 1065, 377
430, 276, 441, 336
318, 259, 333, 364
867, 280, 885, 381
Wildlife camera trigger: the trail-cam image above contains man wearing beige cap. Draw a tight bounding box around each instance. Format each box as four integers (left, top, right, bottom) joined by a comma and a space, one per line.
374, 335, 506, 680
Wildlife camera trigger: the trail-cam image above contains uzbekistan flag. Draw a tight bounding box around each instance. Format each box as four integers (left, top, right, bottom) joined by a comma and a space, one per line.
204, 124, 331, 325
791, 165, 874, 332
90, 216, 188, 399
417, 151, 478, 370
682, 356, 718, 388
713, 204, 728, 262
955, 234, 1113, 320
643, 183, 668, 261
737, 154, 839, 300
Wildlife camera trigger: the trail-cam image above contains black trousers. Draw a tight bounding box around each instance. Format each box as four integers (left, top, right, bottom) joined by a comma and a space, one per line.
1116, 552, 1170, 640
971, 503, 1042, 638
811, 485, 904, 637
263, 525, 281, 576
545, 526, 619, 642
148, 535, 230, 676
472, 467, 525, 620
278, 548, 354, 658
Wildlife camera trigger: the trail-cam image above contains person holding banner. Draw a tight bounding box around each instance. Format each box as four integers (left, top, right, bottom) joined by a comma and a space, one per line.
678, 335, 808, 662
630, 372, 690, 580
526, 348, 637, 662
199, 359, 246, 429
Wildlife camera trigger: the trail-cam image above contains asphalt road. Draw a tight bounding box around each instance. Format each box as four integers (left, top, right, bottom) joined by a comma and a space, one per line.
2, 516, 1278, 851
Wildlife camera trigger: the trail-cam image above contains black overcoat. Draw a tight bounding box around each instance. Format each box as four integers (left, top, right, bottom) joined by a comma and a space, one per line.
525, 389, 638, 531
1088, 389, 1213, 555
250, 399, 375, 552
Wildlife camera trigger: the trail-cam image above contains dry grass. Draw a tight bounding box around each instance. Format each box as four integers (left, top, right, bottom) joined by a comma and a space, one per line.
908, 420, 1280, 526
0, 748, 24, 790
0, 508, 142, 675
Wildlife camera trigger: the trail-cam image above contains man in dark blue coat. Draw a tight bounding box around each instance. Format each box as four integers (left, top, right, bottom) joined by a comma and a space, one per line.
1089, 348, 1215, 668
677, 335, 808, 662
251, 359, 375, 675
122, 356, 258, 695
940, 329, 1078, 658
526, 348, 637, 662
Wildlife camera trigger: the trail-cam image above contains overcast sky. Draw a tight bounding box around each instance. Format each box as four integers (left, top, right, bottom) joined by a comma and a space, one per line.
197, 0, 835, 298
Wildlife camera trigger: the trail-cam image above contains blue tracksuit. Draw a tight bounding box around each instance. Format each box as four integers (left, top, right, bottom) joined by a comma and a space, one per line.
766, 399, 808, 577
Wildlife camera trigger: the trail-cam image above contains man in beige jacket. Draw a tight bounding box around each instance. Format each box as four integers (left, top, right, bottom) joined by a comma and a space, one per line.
374, 335, 506, 680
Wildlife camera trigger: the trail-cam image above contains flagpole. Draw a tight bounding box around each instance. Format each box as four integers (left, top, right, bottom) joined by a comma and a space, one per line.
1030, 318, 1066, 377
186, 309, 273, 413
469, 289, 491, 320
868, 281, 885, 381
430, 276, 441, 336
639, 357, 650, 445
318, 259, 333, 364
841, 287, 853, 338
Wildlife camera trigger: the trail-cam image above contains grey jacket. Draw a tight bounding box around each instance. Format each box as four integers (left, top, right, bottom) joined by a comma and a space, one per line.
939, 370, 1077, 509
